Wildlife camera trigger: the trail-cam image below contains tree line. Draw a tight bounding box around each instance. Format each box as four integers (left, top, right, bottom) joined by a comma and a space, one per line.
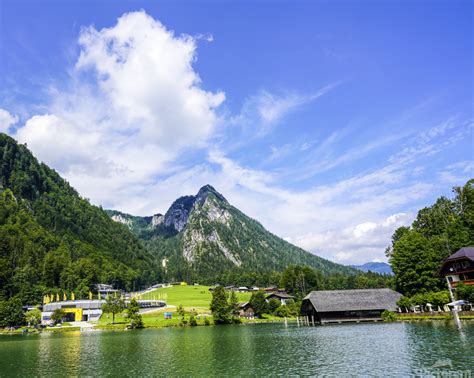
387, 179, 473, 297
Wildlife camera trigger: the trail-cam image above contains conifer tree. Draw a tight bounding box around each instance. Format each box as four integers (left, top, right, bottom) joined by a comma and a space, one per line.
210, 286, 231, 324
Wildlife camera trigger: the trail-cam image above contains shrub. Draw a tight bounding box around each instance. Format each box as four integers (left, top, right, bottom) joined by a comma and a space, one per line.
456, 283, 474, 303
249, 291, 269, 318
381, 310, 397, 322
274, 305, 291, 318
268, 298, 281, 313
51, 309, 66, 325
397, 296, 413, 310
204, 317, 210, 326
25, 308, 42, 327
189, 314, 197, 326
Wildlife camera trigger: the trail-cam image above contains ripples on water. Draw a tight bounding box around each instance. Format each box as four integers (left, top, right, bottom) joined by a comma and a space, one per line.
0, 322, 472, 376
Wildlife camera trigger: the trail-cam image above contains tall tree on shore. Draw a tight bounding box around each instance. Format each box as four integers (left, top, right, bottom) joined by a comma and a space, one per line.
229, 291, 239, 317
102, 296, 125, 324
249, 291, 268, 318
280, 265, 323, 299
210, 286, 231, 324
387, 179, 474, 296
127, 298, 143, 329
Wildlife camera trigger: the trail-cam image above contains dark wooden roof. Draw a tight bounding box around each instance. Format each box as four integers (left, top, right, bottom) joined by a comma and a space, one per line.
266, 292, 294, 299
303, 288, 401, 312
444, 247, 474, 262
439, 247, 474, 275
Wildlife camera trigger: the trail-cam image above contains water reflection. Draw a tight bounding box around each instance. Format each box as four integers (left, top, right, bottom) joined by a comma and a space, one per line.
0, 322, 472, 376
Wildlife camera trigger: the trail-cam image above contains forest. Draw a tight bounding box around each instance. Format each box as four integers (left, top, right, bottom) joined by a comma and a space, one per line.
387, 179, 474, 303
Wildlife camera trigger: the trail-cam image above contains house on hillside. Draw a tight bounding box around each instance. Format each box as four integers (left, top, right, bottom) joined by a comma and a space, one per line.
439, 247, 474, 287
266, 292, 295, 305
301, 288, 402, 324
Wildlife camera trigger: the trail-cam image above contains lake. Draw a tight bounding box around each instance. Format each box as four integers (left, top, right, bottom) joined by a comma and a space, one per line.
0, 322, 473, 376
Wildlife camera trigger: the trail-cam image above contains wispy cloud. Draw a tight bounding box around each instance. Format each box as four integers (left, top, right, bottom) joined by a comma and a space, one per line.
232, 82, 340, 138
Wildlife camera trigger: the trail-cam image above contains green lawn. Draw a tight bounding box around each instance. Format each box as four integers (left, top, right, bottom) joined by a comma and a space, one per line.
140, 285, 253, 311
97, 308, 212, 329
97, 285, 288, 329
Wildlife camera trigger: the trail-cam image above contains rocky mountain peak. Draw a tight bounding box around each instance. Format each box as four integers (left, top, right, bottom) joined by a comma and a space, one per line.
196, 184, 227, 205
163, 185, 227, 232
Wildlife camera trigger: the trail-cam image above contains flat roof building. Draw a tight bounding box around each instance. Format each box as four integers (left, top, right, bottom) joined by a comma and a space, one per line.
41, 299, 166, 325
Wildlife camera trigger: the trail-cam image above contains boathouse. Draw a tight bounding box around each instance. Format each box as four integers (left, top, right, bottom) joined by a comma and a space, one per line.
301, 288, 402, 324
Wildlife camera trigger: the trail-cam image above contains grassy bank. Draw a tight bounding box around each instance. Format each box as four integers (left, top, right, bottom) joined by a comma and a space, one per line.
396, 312, 474, 321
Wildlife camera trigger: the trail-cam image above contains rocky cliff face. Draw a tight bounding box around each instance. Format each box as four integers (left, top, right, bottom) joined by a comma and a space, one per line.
108, 185, 357, 279
159, 185, 228, 232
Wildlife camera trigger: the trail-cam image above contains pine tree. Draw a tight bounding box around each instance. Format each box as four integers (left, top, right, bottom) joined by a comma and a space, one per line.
210, 286, 231, 324
229, 290, 239, 317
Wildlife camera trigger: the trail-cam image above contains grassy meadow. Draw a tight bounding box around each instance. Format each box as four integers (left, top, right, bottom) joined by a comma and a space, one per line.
140, 285, 253, 311
98, 285, 255, 329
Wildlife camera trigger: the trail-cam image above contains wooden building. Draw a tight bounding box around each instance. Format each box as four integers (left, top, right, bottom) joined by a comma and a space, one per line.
439, 247, 474, 287
239, 302, 255, 318
301, 288, 402, 324
266, 292, 295, 305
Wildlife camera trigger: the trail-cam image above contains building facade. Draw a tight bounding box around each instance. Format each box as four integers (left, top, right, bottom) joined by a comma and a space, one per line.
41, 299, 166, 325
439, 247, 474, 287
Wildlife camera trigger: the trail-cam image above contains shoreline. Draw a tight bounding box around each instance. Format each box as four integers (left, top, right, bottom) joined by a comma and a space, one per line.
2, 315, 474, 335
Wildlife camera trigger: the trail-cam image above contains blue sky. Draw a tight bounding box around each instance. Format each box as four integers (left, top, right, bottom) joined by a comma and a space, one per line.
0, 0, 472, 264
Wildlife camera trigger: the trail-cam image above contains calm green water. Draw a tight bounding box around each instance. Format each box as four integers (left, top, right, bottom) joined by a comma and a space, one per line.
0, 322, 473, 376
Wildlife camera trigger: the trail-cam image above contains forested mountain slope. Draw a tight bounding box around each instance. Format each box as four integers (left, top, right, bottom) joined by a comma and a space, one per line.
0, 133, 159, 303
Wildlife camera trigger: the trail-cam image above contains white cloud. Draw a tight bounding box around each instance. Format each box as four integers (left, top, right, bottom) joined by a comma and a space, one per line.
0, 108, 19, 132
76, 11, 224, 148
13, 10, 225, 207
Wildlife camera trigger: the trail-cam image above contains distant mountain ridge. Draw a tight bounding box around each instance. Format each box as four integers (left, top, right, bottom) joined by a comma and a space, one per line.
351, 262, 393, 275
107, 185, 358, 282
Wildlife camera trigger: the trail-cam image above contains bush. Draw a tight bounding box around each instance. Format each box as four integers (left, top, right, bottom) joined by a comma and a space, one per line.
189, 314, 197, 326
274, 305, 291, 318
51, 309, 66, 325
381, 310, 397, 322
428, 291, 450, 308
456, 283, 474, 303
204, 317, 210, 326
25, 308, 42, 327
397, 291, 450, 311
249, 291, 269, 318
126, 298, 144, 329
397, 296, 412, 310
268, 298, 281, 313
